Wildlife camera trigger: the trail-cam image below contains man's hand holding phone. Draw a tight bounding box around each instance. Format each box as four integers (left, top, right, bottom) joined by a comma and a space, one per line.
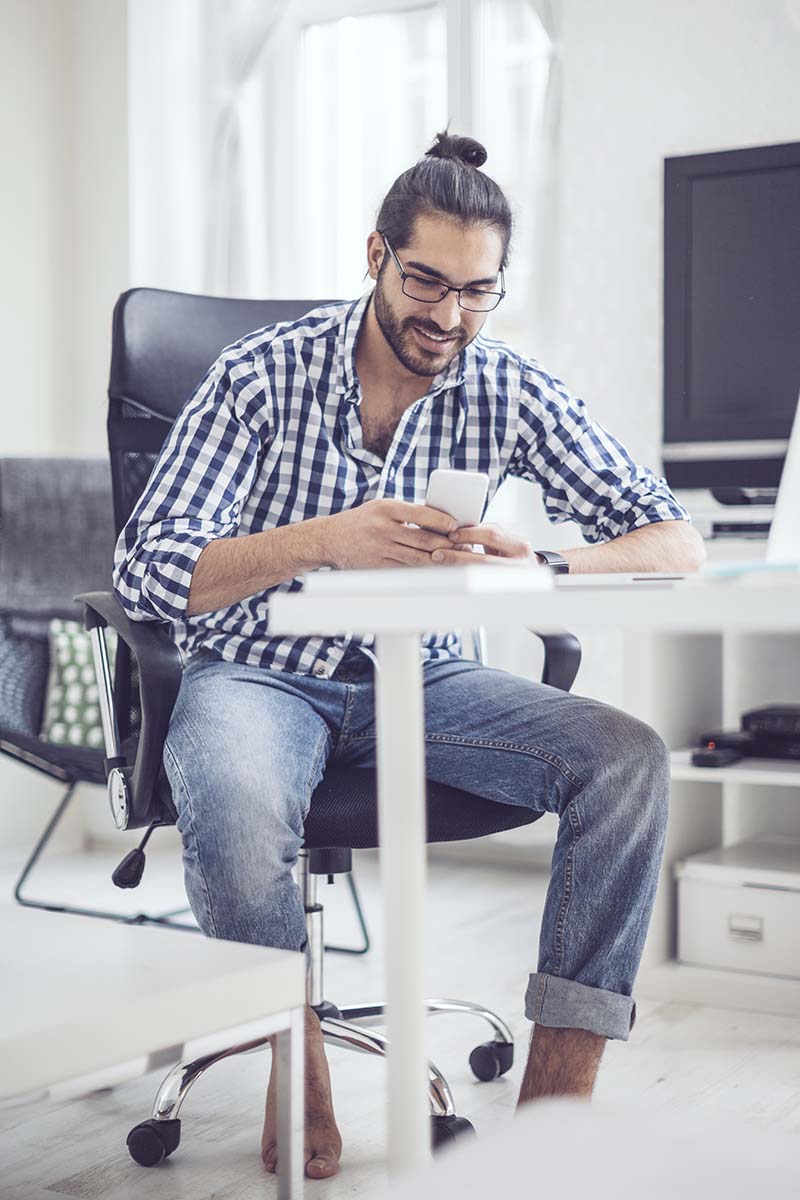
424, 468, 535, 567
323, 499, 457, 569
321, 469, 536, 569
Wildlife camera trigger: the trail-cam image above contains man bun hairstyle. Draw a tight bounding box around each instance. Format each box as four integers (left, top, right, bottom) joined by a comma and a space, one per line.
375, 128, 513, 269
425, 129, 487, 168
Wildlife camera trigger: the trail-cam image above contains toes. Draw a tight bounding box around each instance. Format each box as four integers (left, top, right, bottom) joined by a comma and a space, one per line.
263, 1143, 341, 1178
306, 1155, 339, 1178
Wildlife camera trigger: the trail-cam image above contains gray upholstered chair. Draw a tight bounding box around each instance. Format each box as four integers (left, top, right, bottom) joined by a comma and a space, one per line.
0, 455, 369, 947
0, 458, 157, 922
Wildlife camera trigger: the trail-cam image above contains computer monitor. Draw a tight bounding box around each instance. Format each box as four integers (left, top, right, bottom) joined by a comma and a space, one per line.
663, 140, 800, 492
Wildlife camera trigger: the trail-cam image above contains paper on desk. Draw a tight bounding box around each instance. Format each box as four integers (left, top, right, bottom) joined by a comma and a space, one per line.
689, 560, 800, 584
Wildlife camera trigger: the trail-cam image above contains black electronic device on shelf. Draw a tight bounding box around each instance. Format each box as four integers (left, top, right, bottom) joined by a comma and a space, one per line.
741, 704, 800, 738
693, 708, 800, 767
690, 746, 743, 767
663, 140, 800, 495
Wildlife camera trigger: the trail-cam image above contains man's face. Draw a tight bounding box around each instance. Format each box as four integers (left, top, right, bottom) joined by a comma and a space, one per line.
369, 215, 504, 378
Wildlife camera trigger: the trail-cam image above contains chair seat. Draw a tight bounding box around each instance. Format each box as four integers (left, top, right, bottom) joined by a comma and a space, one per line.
303, 767, 540, 849
0, 727, 107, 786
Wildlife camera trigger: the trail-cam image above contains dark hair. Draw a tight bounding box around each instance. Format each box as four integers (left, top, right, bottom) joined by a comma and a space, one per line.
374, 129, 513, 269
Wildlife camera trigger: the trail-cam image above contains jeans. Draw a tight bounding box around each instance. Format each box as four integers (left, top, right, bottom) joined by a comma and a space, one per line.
163, 644, 670, 1041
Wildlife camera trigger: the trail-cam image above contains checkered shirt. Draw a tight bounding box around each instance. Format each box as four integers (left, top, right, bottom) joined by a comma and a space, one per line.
113, 290, 690, 674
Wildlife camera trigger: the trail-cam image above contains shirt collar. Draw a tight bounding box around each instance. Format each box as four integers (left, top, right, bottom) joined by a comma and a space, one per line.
338, 288, 468, 403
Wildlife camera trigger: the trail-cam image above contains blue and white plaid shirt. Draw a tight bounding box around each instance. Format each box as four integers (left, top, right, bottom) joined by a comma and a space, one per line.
113, 290, 690, 675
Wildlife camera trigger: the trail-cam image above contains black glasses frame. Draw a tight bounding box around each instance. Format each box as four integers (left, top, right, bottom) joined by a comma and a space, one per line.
378, 232, 506, 312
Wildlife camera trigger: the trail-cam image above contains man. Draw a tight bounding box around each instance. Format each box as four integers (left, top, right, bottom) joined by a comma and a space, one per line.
114, 130, 705, 1180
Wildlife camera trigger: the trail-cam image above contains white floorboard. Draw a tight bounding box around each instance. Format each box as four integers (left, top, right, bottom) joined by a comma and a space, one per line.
1, 840, 798, 1199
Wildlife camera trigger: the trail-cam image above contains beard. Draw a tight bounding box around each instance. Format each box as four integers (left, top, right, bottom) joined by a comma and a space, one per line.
372, 274, 471, 377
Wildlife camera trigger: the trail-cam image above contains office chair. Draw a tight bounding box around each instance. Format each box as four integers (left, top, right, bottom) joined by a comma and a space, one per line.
78, 287, 582, 1163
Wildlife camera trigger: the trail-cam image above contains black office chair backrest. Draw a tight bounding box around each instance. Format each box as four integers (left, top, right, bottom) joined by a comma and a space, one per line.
107, 287, 338, 534
106, 287, 336, 756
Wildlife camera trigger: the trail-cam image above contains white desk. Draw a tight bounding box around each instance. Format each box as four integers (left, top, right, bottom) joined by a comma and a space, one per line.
272, 564, 554, 1173
1, 906, 306, 1198
271, 565, 800, 1170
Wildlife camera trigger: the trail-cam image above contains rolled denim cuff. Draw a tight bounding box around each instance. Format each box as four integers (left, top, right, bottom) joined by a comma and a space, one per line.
525, 972, 637, 1041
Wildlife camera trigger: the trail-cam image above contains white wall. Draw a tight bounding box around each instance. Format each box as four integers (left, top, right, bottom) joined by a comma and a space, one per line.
487, 0, 800, 695
0, 0, 128, 460
1, 0, 69, 456
0, 0, 128, 858
554, 0, 800, 472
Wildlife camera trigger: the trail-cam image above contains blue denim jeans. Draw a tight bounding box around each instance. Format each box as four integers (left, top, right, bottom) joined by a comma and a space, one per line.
163, 644, 670, 1041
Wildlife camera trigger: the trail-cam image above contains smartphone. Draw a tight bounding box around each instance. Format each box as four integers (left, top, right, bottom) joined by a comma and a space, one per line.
425, 468, 489, 529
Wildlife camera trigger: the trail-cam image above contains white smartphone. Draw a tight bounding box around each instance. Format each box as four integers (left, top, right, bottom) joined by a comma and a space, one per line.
425, 468, 489, 529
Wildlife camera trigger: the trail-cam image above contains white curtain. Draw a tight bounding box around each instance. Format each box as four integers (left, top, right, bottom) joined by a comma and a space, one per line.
128, 0, 288, 297
524, 0, 562, 359
129, 0, 560, 302
201, 0, 288, 295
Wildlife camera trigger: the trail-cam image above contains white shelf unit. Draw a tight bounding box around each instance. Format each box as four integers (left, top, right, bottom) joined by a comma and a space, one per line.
634, 627, 800, 1017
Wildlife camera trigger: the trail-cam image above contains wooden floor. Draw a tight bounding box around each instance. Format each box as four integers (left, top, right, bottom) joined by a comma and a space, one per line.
1, 841, 799, 1199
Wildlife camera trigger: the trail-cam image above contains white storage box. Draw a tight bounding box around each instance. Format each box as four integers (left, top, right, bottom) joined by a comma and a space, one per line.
675, 834, 800, 980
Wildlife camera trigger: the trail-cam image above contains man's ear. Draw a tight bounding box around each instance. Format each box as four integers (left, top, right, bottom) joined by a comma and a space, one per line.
365, 230, 384, 281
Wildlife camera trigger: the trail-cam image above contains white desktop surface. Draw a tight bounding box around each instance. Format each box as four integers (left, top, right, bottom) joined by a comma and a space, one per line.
274, 567, 800, 637
1, 906, 305, 1096
270, 566, 800, 1175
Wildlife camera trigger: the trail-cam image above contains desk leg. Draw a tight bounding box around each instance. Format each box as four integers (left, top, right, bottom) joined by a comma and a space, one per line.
375, 633, 431, 1173
275, 1006, 304, 1199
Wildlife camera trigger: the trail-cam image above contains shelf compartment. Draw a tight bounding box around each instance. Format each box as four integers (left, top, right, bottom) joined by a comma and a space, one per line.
670, 750, 800, 787
638, 959, 800, 1018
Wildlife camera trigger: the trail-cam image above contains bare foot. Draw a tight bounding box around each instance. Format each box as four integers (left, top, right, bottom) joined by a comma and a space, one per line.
261, 1005, 343, 1179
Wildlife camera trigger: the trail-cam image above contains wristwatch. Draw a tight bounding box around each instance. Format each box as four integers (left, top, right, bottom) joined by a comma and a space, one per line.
532, 549, 570, 574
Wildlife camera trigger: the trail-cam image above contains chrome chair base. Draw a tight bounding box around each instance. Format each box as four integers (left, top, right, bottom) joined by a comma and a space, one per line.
138, 996, 510, 1140
129, 848, 515, 1162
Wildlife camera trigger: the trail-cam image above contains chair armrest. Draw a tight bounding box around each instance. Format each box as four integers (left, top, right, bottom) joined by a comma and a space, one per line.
526, 627, 582, 692
76, 590, 182, 828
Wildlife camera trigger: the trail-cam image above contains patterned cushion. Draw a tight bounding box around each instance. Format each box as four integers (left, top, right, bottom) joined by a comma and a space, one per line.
40, 619, 117, 749
0, 615, 49, 737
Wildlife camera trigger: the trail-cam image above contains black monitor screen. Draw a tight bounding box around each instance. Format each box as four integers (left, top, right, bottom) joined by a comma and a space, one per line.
664, 141, 800, 486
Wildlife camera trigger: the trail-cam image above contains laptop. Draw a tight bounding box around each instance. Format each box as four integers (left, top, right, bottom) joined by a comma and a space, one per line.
694, 390, 800, 581
765, 390, 800, 565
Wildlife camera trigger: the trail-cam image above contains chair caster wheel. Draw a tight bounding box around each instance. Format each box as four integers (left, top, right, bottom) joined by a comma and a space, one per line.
127, 1118, 181, 1166
431, 1114, 476, 1150
469, 1040, 514, 1081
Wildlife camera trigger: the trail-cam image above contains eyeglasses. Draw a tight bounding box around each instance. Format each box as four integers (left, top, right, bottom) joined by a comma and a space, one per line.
378, 232, 506, 313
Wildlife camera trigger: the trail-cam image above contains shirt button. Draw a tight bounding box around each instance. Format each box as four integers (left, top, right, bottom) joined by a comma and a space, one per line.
314, 665, 329, 677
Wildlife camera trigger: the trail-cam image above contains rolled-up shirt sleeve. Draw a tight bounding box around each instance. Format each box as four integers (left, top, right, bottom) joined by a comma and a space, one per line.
506, 365, 690, 542
113, 356, 269, 622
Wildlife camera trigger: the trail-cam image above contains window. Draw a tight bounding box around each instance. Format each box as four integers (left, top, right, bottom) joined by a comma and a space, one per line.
299, 6, 447, 299
129, 0, 554, 320
472, 0, 552, 323
286, 0, 551, 330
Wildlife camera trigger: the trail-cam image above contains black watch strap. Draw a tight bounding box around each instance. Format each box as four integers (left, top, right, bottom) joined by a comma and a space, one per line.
533, 550, 569, 574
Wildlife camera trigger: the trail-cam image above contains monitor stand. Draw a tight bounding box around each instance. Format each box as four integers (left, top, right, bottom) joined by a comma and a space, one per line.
710, 486, 778, 506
